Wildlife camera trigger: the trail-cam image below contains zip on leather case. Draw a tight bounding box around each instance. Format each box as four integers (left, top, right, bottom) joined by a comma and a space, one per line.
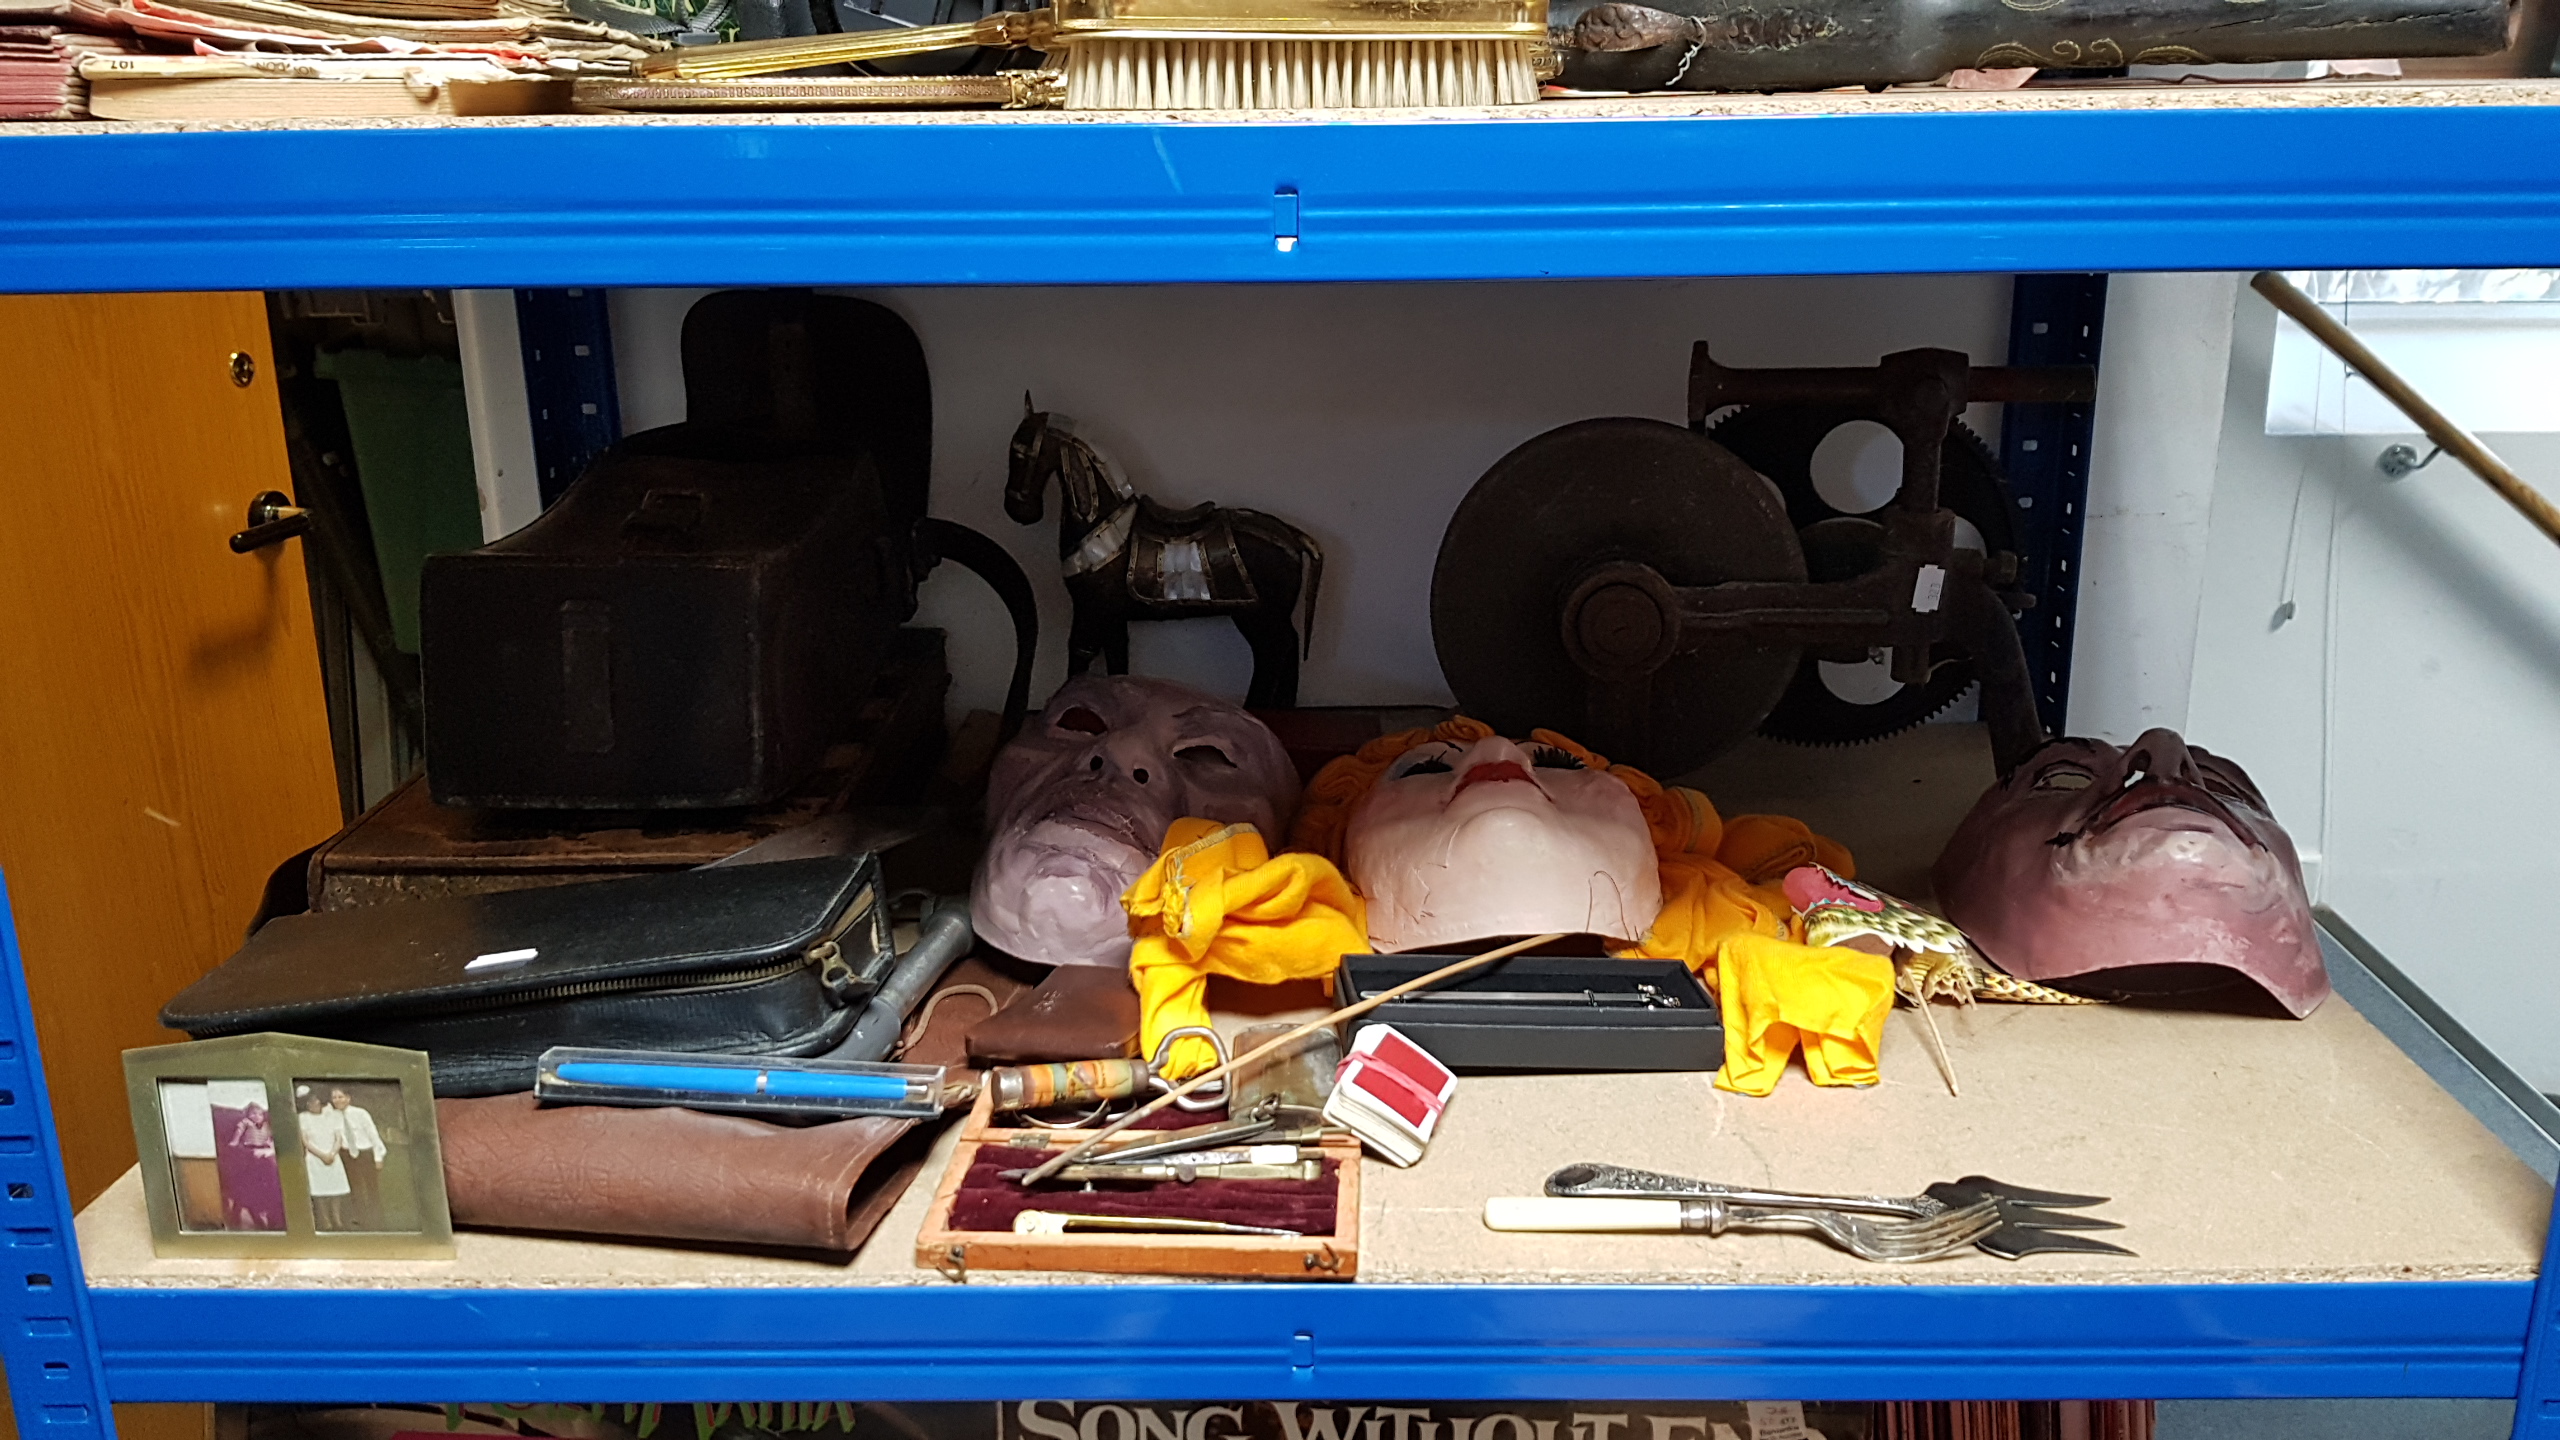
385, 951, 828, 1021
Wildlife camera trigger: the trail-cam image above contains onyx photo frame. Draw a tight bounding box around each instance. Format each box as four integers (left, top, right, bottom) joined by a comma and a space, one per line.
124, 1033, 453, 1259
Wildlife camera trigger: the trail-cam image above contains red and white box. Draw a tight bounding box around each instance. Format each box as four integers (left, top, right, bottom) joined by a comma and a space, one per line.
1326, 1023, 1458, 1167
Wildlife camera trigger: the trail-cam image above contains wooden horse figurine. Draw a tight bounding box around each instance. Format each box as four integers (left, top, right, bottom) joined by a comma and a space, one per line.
1005, 398, 1324, 709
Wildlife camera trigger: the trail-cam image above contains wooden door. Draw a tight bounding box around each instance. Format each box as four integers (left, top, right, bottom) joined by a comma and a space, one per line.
0, 291, 344, 1215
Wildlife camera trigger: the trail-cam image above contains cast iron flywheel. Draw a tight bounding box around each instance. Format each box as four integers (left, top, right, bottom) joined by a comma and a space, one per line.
1431, 417, 1807, 777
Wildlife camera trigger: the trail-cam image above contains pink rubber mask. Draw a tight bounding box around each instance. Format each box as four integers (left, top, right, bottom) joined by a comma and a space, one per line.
973, 675, 1298, 968
1345, 733, 1661, 953
1932, 728, 2328, 1017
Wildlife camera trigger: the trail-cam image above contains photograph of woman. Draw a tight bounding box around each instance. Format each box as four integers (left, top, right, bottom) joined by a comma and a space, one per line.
296, 1085, 349, 1231
157, 1078, 284, 1232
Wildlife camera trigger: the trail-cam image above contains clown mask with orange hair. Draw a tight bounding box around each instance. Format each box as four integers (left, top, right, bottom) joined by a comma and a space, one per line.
1289, 717, 1845, 955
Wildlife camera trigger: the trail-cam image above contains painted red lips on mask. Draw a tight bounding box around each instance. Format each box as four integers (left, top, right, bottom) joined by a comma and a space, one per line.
1453, 760, 1533, 797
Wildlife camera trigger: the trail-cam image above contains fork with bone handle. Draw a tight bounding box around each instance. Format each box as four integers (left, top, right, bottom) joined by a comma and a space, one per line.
1542, 1163, 2133, 1260
1483, 1193, 2002, 1263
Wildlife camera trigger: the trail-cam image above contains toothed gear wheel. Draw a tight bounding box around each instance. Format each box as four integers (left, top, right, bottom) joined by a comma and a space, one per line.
1705, 405, 2019, 748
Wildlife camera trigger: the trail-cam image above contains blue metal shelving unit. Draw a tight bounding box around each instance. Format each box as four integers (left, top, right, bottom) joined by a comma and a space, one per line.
5, 97, 2560, 1436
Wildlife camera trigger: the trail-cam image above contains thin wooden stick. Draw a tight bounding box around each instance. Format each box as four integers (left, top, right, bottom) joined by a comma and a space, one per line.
2250, 271, 2560, 548
1912, 995, 1959, 1098
1015, 931, 1566, 1186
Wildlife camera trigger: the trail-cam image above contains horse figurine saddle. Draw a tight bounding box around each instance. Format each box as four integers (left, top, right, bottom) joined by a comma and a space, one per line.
1127, 499, 1259, 609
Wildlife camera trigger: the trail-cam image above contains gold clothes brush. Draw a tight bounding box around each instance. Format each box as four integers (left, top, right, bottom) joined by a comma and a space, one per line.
637, 0, 1551, 109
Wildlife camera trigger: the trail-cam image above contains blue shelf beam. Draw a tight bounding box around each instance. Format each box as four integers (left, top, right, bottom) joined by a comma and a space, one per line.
5, 107, 2560, 292
83, 1279, 2539, 1403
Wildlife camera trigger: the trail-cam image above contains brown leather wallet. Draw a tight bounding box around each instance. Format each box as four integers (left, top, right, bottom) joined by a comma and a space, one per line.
439, 1093, 923, 1251
436, 955, 1030, 1252
964, 963, 1140, 1063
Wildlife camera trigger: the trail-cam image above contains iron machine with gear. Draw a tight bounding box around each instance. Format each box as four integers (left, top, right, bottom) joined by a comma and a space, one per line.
1431, 343, 2096, 779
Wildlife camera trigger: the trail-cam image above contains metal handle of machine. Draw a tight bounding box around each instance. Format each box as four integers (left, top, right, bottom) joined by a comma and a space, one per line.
1688, 342, 2096, 419
2249, 271, 2560, 550
639, 9, 1054, 79
228, 491, 310, 553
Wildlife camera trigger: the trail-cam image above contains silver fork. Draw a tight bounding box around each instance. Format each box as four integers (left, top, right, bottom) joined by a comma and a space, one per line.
1714, 1198, 2002, 1263
1482, 1193, 2001, 1262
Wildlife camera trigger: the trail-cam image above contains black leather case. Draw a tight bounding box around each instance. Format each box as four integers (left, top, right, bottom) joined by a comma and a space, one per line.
418, 290, 932, 810
162, 855, 891, 1097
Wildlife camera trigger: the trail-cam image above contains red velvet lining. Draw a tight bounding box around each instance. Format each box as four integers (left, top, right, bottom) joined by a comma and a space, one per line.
948, 1147, 1338, 1236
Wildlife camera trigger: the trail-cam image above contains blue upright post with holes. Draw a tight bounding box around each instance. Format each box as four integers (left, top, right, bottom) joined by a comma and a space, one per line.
514, 287, 623, 507
2509, 1171, 2560, 1434
2000, 274, 2108, 737
0, 874, 115, 1440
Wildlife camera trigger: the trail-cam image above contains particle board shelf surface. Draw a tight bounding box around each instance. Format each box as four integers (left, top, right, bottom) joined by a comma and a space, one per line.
75, 987, 2549, 1291
8, 77, 2558, 136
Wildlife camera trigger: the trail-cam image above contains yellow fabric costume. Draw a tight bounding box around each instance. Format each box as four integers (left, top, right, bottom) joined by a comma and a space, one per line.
1126, 717, 1894, 1094
1714, 932, 1896, 1092
1124, 818, 1368, 1077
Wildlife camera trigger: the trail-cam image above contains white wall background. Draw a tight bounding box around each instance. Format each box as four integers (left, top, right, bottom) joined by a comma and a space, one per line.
609, 278, 2011, 720
2066, 272, 2240, 743
2185, 286, 2560, 1091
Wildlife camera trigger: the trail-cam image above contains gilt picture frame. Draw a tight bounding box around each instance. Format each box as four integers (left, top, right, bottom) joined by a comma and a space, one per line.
124, 1033, 453, 1259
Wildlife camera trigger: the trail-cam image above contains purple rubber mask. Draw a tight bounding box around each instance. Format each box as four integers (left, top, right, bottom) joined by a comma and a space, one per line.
972, 675, 1299, 968
1932, 728, 2329, 1018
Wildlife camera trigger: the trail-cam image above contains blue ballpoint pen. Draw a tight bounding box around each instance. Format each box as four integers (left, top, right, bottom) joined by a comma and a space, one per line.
553, 1060, 918, 1102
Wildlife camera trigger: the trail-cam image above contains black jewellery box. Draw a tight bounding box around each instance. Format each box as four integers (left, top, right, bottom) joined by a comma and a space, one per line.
1335, 954, 1722, 1073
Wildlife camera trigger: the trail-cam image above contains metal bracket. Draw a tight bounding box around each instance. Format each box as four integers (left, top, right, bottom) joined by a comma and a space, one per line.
2378, 443, 2443, 480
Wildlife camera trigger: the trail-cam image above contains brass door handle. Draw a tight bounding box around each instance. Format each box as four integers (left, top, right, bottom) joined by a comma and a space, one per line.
229, 490, 310, 553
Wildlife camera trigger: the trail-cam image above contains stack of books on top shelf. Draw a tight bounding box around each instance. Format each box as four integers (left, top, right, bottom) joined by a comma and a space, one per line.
0, 20, 129, 116
72, 49, 574, 117
0, 0, 133, 117
0, 0, 664, 119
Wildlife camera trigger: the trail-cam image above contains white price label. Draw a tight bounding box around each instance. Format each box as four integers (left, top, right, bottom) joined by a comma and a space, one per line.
1744, 1403, 1814, 1440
